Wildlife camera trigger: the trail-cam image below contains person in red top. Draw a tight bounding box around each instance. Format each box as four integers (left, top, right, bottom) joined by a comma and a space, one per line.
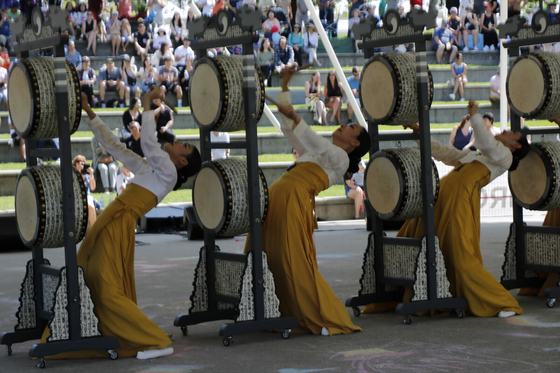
118, 0, 133, 20
0, 46, 9, 70
88, 0, 104, 21
410, 0, 423, 8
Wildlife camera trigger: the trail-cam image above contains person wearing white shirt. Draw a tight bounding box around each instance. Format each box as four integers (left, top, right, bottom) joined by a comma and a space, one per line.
363, 100, 530, 318
152, 27, 173, 51
198, 0, 216, 17
174, 38, 195, 68
45, 89, 202, 360
243, 67, 369, 336
210, 131, 230, 160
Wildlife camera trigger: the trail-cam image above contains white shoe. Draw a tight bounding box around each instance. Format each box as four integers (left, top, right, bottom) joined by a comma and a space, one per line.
483, 45, 489, 52
449, 93, 456, 101
460, 97, 465, 102
463, 47, 469, 52
498, 311, 516, 318
136, 347, 174, 360
321, 327, 329, 336
447, 80, 453, 86
490, 45, 496, 51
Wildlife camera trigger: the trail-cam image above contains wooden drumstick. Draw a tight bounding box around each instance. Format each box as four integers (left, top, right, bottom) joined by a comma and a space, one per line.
147, 84, 179, 115
265, 94, 280, 107
295, 62, 316, 72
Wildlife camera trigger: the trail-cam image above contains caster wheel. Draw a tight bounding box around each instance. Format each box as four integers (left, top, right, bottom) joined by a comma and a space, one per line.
222, 336, 233, 347
108, 349, 118, 360
352, 307, 361, 317
7, 344, 12, 356
281, 329, 291, 339
37, 358, 46, 369
546, 299, 556, 308
456, 308, 465, 318
181, 326, 188, 336
403, 315, 412, 325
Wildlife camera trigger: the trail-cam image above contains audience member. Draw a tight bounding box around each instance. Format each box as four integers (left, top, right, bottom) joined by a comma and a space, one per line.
318, 0, 334, 24
344, 170, 364, 219
65, 40, 82, 69
449, 52, 467, 101
36, 137, 60, 163
482, 112, 501, 135
348, 0, 364, 37
432, 20, 458, 64
174, 37, 194, 74
480, 2, 498, 51
134, 20, 151, 64
448, 7, 462, 47
76, 56, 96, 107
92, 135, 119, 206
274, 36, 295, 73
346, 66, 360, 124
97, 12, 107, 43
348, 8, 361, 52
127, 120, 144, 157
509, 0, 526, 18
0, 7, 12, 53
121, 54, 140, 105
473, 0, 485, 16
73, 154, 99, 232
262, 9, 281, 39
107, 10, 122, 56
83, 9, 97, 55
0, 56, 7, 111
88, 0, 103, 21
153, 26, 173, 52
210, 131, 230, 160
295, 0, 309, 26
116, 165, 134, 196
121, 18, 132, 50
98, 57, 126, 108
461, 6, 479, 51
304, 21, 320, 66
324, 70, 343, 126
449, 114, 475, 150
118, 0, 133, 20
6, 1, 20, 21
489, 69, 500, 105
148, 0, 167, 29
151, 97, 176, 143
198, 0, 215, 17
63, 1, 77, 39
459, 0, 470, 19
140, 57, 158, 92
257, 38, 275, 87
170, 11, 185, 48
74, 2, 88, 36
287, 23, 303, 67
0, 46, 8, 69
258, 0, 275, 13
122, 97, 142, 145
304, 70, 328, 125
158, 56, 182, 107
8, 116, 25, 162
152, 42, 173, 67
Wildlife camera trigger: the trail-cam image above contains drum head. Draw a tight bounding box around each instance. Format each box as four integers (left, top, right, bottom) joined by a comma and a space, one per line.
8, 65, 33, 137
508, 58, 545, 117
15, 172, 39, 245
189, 62, 222, 128
366, 155, 402, 218
509, 147, 547, 208
360, 59, 395, 123
193, 165, 225, 230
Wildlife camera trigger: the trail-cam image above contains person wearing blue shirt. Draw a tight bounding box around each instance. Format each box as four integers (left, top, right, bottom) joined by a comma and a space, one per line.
287, 23, 303, 67
0, 7, 12, 53
432, 21, 458, 64
346, 66, 360, 124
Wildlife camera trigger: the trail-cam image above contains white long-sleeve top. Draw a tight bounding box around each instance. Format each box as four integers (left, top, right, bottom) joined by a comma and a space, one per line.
88, 111, 177, 202
276, 91, 348, 186
428, 113, 512, 182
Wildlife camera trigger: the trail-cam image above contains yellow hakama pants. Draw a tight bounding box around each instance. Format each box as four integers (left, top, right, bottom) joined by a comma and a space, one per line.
245, 163, 361, 335
364, 161, 524, 317
41, 184, 172, 358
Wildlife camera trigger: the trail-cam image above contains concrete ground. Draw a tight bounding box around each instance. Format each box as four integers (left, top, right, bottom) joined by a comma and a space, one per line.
1, 214, 559, 373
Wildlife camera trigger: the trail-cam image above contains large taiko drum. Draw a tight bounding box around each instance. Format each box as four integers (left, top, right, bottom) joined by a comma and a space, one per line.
360, 52, 434, 126
509, 142, 560, 211
15, 165, 88, 249
8, 57, 82, 140
507, 52, 560, 119
188, 55, 265, 132
365, 148, 440, 220
192, 158, 268, 236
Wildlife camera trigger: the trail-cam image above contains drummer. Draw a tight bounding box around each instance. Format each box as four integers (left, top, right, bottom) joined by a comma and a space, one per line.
244, 66, 369, 335
363, 99, 530, 318
40, 89, 202, 360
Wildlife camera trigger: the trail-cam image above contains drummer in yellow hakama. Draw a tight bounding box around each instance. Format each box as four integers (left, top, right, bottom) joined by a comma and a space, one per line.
245, 68, 369, 335
364, 100, 529, 318
40, 90, 201, 359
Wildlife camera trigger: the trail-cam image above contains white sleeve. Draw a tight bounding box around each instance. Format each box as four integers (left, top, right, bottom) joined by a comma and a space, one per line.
140, 111, 177, 188
88, 115, 149, 175
275, 91, 308, 158
470, 113, 512, 168
427, 138, 470, 166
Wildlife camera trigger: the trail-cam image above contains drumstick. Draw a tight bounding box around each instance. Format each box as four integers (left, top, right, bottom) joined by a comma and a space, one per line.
295, 62, 315, 72
265, 94, 280, 107
147, 84, 178, 115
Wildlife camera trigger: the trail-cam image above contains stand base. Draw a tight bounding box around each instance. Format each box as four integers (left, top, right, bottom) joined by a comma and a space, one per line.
174, 309, 238, 327
29, 336, 120, 358
219, 317, 299, 337
543, 286, 560, 299
501, 278, 545, 291
1, 327, 45, 347
345, 291, 404, 308
395, 297, 468, 316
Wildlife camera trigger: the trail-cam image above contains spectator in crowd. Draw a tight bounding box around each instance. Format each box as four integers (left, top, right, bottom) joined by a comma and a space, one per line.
65, 40, 82, 69
509, 0, 526, 18
76, 56, 96, 107
92, 136, 119, 206
121, 54, 141, 106
0, 55, 7, 112
140, 57, 158, 93
262, 9, 281, 40
8, 116, 25, 162
258, 0, 275, 13
121, 18, 132, 51
449, 114, 476, 150
480, 2, 498, 51
134, 20, 151, 64
348, 8, 361, 52
449, 52, 467, 101
304, 21, 320, 66
210, 131, 230, 160
74, 2, 88, 36
99, 57, 126, 108
348, 0, 364, 37
489, 69, 500, 105
0, 7, 12, 54
432, 20, 458, 64
295, 0, 309, 27
257, 38, 275, 87
73, 155, 99, 232
158, 56, 183, 107
7, 1, 20, 21
461, 6, 479, 51
127, 120, 144, 157
116, 165, 134, 196
118, 0, 133, 20
170, 11, 186, 49
344, 170, 365, 219
151, 96, 176, 143
473, 0, 485, 16
63, 1, 77, 39
0, 45, 8, 70
324, 70, 344, 126
82, 9, 97, 55
97, 11, 107, 43
482, 112, 501, 135
488, 0, 500, 13
548, 3, 558, 22
107, 10, 122, 56
198, 0, 215, 17
153, 26, 172, 52
174, 37, 194, 74
318, 0, 334, 24
148, 0, 167, 29
446, 0, 460, 14
346, 66, 360, 124
122, 97, 142, 146
152, 42, 174, 67
88, 0, 103, 21
288, 23, 303, 67
459, 0, 471, 19
448, 7, 462, 47
304, 71, 328, 125
274, 36, 295, 73
279, 0, 292, 22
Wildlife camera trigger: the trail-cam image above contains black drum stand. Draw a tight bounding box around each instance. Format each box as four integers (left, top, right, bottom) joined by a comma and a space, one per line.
173, 8, 298, 345
345, 10, 468, 323
0, 9, 119, 368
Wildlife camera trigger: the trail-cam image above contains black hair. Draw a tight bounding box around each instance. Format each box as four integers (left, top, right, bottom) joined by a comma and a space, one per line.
508, 135, 530, 171
173, 145, 202, 191
346, 127, 371, 174
129, 97, 140, 110
482, 112, 494, 123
